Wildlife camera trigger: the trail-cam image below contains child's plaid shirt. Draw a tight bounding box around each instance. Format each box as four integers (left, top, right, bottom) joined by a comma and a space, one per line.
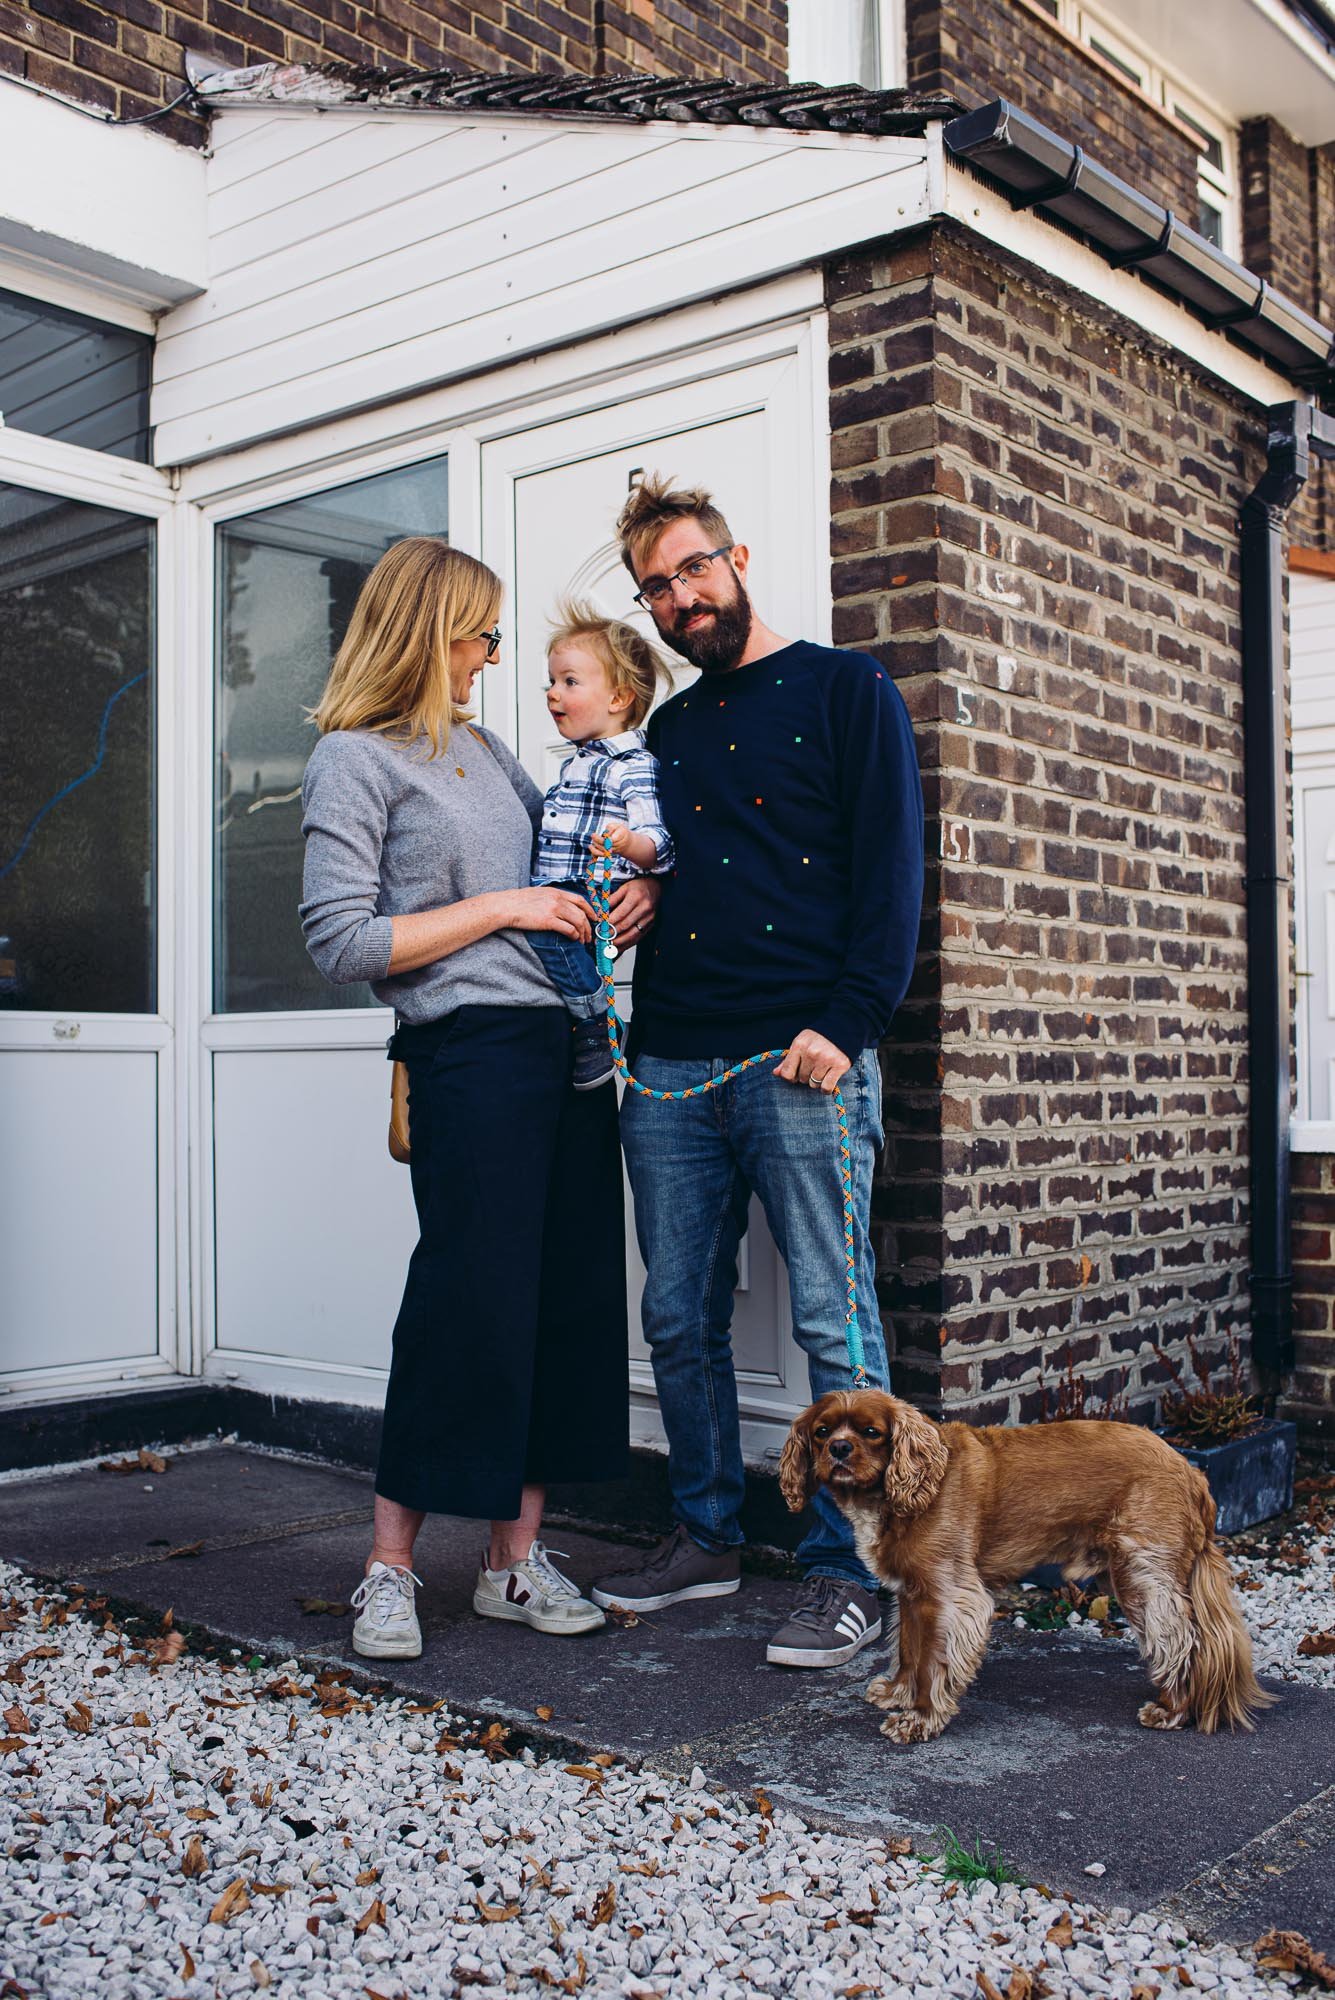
533, 728, 674, 885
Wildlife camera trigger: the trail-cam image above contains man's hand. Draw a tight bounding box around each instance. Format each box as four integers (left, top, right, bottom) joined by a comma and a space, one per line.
774, 1030, 852, 1094
606, 872, 661, 946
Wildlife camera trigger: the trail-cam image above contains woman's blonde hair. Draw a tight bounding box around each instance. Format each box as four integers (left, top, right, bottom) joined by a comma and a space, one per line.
547, 599, 673, 730
310, 537, 501, 752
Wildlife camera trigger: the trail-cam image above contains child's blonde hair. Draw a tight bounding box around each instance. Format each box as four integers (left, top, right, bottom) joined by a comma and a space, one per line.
547, 599, 673, 730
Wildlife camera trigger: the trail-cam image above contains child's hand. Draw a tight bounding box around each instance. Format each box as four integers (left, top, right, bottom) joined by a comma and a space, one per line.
600, 823, 631, 856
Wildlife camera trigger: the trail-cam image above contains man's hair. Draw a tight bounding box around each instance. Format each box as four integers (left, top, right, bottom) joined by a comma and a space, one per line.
614, 472, 734, 581
547, 599, 673, 730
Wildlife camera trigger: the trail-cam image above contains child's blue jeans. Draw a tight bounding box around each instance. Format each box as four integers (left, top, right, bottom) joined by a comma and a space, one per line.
528, 877, 605, 1022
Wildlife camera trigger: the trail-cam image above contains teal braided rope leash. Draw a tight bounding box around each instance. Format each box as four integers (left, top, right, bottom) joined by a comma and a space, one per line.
586, 842, 867, 1388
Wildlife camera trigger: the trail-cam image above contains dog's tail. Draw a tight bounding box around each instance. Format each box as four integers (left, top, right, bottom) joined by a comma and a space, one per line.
1185, 1491, 1274, 1734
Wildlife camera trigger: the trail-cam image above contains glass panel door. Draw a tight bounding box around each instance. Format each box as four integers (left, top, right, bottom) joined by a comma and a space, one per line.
0, 481, 154, 1012
0, 472, 163, 1387
214, 455, 449, 1013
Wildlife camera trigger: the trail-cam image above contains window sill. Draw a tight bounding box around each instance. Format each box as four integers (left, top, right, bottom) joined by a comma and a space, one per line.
1290, 1121, 1335, 1153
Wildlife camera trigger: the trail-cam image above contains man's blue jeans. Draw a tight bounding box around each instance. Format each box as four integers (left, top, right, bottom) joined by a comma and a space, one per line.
620, 1047, 889, 1589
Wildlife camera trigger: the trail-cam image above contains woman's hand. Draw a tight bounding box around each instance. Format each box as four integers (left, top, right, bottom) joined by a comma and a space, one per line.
500, 885, 594, 941
606, 873, 661, 947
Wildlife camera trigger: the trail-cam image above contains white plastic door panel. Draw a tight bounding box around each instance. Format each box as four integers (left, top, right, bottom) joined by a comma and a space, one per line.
481, 349, 824, 1449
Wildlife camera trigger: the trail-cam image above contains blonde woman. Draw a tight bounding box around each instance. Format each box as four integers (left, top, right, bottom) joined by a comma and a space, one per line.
300, 538, 647, 1659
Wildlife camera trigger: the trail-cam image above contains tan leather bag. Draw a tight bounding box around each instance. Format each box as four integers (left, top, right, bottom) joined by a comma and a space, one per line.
389, 1057, 411, 1164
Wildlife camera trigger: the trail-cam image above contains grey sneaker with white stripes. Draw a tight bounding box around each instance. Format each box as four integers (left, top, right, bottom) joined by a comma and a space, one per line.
765, 1575, 883, 1668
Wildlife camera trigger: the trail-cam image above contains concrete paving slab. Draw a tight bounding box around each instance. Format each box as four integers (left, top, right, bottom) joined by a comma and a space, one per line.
6, 1441, 1335, 1953
0, 1445, 373, 1572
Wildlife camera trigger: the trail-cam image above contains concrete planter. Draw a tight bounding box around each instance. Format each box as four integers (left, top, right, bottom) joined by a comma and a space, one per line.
1165, 1417, 1298, 1536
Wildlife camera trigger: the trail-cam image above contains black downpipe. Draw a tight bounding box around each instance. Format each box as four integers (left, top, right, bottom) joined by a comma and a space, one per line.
1240, 402, 1335, 1383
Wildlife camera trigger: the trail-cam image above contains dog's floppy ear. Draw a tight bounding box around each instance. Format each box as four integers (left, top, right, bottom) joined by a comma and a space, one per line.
778, 1410, 818, 1514
883, 1402, 949, 1517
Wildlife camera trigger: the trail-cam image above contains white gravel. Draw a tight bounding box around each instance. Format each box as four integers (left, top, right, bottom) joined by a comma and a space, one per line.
0, 1560, 1307, 2000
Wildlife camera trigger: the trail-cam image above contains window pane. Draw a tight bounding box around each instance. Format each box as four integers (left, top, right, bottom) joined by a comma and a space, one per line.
0, 484, 155, 1012
1173, 103, 1225, 174
1197, 195, 1224, 247
788, 0, 880, 86
215, 455, 449, 1014
0, 289, 152, 462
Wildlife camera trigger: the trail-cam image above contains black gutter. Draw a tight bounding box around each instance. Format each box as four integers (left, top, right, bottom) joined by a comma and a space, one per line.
944, 100, 1335, 392
1241, 403, 1335, 1382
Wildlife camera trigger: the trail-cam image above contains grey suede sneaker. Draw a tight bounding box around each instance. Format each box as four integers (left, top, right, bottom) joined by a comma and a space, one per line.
766, 1576, 885, 1668
590, 1524, 741, 1612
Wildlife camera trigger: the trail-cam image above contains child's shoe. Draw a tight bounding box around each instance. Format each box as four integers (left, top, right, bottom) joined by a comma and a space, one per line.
572, 1017, 614, 1090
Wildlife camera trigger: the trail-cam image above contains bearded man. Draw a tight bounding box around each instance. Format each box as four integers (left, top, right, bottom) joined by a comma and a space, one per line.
589, 475, 925, 1668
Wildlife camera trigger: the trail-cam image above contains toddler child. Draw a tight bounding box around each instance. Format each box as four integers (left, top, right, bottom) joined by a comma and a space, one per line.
529, 601, 674, 1088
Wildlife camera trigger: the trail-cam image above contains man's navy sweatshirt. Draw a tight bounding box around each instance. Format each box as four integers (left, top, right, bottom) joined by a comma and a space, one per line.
630, 639, 925, 1062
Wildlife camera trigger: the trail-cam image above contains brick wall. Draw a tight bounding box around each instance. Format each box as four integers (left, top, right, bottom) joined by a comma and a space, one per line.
3, 0, 785, 146
906, 0, 1198, 221
1291, 1154, 1335, 1445
827, 222, 1265, 1426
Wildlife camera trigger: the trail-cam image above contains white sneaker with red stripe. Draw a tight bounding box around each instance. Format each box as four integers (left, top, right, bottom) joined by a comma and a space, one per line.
472, 1541, 605, 1634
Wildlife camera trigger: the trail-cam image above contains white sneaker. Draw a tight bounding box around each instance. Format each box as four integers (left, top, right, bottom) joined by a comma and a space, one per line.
350, 1561, 422, 1658
473, 1541, 605, 1635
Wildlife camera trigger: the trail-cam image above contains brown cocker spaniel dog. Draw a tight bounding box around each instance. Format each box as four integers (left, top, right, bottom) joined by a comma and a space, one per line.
780, 1390, 1271, 1745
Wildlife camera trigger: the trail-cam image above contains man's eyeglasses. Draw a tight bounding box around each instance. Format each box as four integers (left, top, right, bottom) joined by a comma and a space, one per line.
479, 625, 502, 659
633, 545, 733, 610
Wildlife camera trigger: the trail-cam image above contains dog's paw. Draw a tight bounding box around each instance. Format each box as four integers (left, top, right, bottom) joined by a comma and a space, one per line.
878, 1710, 942, 1745
1138, 1699, 1187, 1731
864, 1674, 912, 1711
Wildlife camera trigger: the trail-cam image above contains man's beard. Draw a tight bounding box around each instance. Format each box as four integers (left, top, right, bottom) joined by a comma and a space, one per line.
659, 576, 753, 674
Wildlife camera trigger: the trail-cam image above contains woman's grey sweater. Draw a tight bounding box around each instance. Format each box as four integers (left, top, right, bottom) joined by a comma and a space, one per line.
300, 723, 563, 1023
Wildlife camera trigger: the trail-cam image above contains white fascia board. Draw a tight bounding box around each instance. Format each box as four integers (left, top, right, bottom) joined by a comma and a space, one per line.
0, 78, 207, 307
941, 159, 1300, 411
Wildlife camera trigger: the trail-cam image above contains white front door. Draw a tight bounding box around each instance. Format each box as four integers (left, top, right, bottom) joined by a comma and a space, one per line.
481, 344, 828, 1455
0, 452, 176, 1397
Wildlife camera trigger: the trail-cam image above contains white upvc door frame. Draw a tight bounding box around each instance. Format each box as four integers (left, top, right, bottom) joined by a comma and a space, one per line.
169, 273, 829, 1410
0, 427, 183, 1400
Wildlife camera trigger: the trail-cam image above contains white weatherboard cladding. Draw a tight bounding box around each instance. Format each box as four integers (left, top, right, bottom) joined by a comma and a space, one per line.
152, 111, 930, 465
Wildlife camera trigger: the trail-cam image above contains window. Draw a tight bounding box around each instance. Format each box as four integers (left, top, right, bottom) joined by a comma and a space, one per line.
1167, 91, 1237, 252
1018, 0, 1241, 258
0, 288, 152, 463
0, 483, 155, 1012
213, 454, 450, 1014
788, 0, 904, 89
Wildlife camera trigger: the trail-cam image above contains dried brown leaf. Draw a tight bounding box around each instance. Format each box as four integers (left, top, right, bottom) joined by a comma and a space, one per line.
564, 1765, 604, 1782
354, 1896, 388, 1935
1045, 1913, 1074, 1948
153, 1631, 187, 1665
475, 1896, 520, 1923
180, 1944, 196, 1980
167, 1542, 204, 1560
591, 1884, 616, 1928
65, 1704, 92, 1735
1297, 1631, 1335, 1659
2, 1707, 28, 1734
355, 1868, 381, 1887
208, 1879, 251, 1924
535, 1705, 555, 1721
1006, 1973, 1035, 2000
181, 1835, 208, 1878
131, 1712, 151, 1729
976, 1975, 1005, 2000
887, 1835, 913, 1857
249, 1961, 271, 1989
1254, 1928, 1335, 1987
757, 1892, 793, 1904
